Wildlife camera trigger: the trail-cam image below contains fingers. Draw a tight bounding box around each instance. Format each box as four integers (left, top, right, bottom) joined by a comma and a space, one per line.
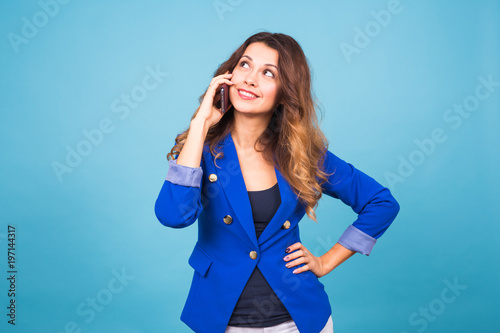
291, 264, 311, 274
285, 242, 302, 254
201, 73, 234, 114
284, 249, 308, 261
208, 73, 234, 91
194, 72, 235, 126
284, 255, 306, 268
283, 242, 313, 274
201, 74, 234, 110
284, 254, 309, 274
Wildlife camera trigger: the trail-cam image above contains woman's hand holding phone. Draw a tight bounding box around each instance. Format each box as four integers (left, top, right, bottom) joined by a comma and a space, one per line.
178, 73, 233, 168
196, 72, 233, 128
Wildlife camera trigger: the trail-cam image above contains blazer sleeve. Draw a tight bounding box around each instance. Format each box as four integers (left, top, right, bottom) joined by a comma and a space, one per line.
321, 150, 400, 255
154, 158, 204, 228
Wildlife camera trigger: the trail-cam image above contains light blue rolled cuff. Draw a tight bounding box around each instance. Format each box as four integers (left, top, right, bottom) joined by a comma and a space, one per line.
165, 159, 203, 188
338, 225, 377, 256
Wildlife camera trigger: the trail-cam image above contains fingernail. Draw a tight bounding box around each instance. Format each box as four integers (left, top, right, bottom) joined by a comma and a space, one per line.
285, 263, 291, 268
283, 256, 289, 261
285, 248, 290, 253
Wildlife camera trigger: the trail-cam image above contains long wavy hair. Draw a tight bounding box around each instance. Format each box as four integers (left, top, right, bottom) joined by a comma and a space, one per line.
168, 32, 332, 221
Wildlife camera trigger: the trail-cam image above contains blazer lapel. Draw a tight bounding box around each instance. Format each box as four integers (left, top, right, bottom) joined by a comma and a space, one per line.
215, 133, 258, 249
215, 132, 301, 250
257, 168, 300, 248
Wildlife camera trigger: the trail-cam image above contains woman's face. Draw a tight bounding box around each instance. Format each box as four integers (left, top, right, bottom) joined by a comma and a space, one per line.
229, 42, 281, 115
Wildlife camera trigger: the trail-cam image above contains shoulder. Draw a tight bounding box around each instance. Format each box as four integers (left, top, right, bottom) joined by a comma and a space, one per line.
319, 148, 373, 192
320, 149, 351, 176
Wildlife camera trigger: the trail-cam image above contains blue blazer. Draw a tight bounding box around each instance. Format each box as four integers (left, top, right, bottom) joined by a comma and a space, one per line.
155, 132, 399, 333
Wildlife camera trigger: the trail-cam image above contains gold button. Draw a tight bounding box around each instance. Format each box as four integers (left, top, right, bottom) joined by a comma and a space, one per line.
249, 251, 258, 260
223, 215, 233, 225
282, 220, 291, 229
208, 174, 218, 182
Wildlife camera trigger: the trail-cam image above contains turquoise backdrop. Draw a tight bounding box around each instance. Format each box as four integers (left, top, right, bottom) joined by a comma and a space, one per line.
1, 0, 499, 332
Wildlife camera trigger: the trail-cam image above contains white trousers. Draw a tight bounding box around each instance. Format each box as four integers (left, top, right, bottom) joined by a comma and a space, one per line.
225, 315, 333, 333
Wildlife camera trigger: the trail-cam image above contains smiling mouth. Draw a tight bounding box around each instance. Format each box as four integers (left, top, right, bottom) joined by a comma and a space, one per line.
238, 89, 258, 100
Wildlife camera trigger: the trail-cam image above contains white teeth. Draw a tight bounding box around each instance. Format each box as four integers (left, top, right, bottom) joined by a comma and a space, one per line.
239, 90, 257, 98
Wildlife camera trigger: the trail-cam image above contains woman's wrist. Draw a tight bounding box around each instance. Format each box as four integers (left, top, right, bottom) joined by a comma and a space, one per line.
176, 117, 210, 168
319, 243, 356, 276
191, 115, 211, 133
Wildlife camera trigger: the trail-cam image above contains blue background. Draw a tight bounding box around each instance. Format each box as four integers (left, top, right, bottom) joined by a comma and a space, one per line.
1, 0, 499, 332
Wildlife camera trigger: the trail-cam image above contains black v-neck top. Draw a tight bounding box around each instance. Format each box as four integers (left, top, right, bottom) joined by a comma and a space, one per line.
228, 182, 293, 327
248, 182, 281, 239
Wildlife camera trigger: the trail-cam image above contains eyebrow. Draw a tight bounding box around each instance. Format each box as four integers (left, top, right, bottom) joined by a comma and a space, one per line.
241, 55, 278, 70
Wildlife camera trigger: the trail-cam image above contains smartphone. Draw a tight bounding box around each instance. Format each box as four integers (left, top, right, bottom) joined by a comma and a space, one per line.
220, 83, 229, 114
215, 83, 230, 114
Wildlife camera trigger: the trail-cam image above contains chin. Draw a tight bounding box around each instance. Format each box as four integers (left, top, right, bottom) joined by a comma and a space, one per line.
231, 101, 255, 113
233, 107, 257, 114
233, 108, 274, 116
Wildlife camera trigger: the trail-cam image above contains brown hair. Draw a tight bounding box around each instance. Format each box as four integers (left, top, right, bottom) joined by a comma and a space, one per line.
168, 32, 332, 221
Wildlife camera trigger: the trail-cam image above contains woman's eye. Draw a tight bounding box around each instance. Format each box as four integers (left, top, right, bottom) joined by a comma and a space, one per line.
240, 61, 249, 68
264, 69, 274, 78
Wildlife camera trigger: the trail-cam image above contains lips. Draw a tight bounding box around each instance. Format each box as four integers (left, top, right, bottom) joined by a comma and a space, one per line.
237, 89, 258, 100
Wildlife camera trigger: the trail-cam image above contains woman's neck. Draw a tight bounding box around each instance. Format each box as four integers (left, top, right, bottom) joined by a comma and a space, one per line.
231, 111, 273, 151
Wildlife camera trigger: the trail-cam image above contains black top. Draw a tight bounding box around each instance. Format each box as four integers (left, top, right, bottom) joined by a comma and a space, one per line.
227, 182, 293, 327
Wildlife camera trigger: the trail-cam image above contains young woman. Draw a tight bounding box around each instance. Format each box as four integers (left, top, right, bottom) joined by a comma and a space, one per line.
155, 32, 400, 333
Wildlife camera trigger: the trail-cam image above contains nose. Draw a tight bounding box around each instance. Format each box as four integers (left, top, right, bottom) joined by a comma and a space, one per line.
244, 70, 258, 87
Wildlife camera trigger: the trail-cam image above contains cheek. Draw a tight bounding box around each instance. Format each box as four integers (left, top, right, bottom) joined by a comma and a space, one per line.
231, 71, 244, 84
229, 84, 239, 100
262, 84, 279, 102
